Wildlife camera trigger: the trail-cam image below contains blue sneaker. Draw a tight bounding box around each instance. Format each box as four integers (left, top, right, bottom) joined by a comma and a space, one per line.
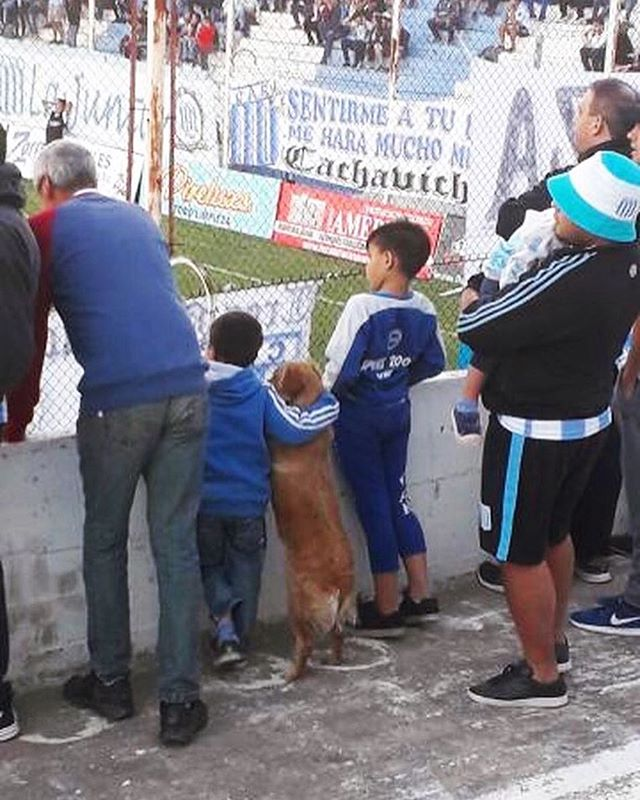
451, 400, 482, 443
570, 597, 640, 636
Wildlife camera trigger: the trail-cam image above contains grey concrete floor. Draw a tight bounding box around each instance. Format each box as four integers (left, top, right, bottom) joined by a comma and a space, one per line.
3, 561, 640, 800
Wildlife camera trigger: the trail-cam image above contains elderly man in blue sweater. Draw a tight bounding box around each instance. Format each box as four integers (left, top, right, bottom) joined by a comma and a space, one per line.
9, 141, 208, 747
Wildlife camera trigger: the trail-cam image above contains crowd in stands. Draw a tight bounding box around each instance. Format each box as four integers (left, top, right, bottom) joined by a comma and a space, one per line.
0, 0, 409, 70
289, 0, 410, 69
3, 0, 640, 72
426, 0, 640, 67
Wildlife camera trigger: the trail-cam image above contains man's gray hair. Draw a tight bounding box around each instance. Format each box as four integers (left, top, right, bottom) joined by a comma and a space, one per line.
33, 140, 98, 192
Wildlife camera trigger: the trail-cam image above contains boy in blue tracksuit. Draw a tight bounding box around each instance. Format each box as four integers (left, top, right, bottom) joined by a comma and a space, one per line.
198, 311, 339, 668
324, 221, 446, 638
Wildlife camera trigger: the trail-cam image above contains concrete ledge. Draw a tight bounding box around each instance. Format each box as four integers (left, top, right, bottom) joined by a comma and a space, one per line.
2, 372, 484, 687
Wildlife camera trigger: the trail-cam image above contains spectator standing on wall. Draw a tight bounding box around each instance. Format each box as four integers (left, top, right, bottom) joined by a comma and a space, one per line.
16, 0, 32, 37
0, 162, 40, 743
476, 79, 640, 594
47, 0, 66, 42
7, 141, 208, 748
64, 0, 81, 46
302, 0, 323, 45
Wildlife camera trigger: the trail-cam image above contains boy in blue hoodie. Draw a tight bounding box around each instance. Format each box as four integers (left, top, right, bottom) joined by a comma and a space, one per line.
198, 311, 340, 668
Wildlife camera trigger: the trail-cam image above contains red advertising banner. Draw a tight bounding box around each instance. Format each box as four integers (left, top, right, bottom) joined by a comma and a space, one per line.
273, 183, 443, 278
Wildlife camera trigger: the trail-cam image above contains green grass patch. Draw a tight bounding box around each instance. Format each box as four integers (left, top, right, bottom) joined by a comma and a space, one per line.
25, 184, 461, 367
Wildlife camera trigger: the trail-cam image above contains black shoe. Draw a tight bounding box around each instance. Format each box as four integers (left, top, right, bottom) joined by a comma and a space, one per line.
475, 561, 504, 594
575, 557, 612, 585
160, 699, 208, 746
468, 662, 568, 708
609, 534, 633, 557
63, 672, 134, 722
355, 600, 406, 639
555, 637, 571, 674
514, 638, 571, 675
399, 592, 440, 625
213, 639, 246, 670
0, 685, 19, 742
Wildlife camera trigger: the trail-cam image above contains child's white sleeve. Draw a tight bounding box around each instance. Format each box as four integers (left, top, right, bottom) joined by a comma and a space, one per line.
323, 296, 370, 393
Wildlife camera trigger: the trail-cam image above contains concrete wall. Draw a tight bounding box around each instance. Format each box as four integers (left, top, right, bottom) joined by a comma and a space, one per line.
1, 372, 485, 687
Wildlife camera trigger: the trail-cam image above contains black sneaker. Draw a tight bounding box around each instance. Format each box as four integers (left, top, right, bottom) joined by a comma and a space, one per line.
555, 637, 572, 674
609, 534, 633, 557
63, 672, 134, 722
213, 640, 246, 670
468, 662, 568, 708
160, 699, 208, 747
475, 561, 504, 594
575, 557, 612, 585
0, 685, 19, 742
399, 592, 440, 625
355, 600, 406, 639
514, 639, 571, 674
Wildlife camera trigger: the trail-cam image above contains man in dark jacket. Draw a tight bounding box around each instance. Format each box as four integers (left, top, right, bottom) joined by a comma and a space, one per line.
459, 152, 640, 708
476, 78, 640, 593
496, 78, 639, 240
0, 162, 40, 742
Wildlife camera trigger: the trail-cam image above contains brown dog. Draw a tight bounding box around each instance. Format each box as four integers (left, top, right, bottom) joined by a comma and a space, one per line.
270, 362, 355, 682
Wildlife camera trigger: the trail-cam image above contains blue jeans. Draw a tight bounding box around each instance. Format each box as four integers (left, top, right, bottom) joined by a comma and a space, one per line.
197, 514, 266, 642
77, 394, 207, 704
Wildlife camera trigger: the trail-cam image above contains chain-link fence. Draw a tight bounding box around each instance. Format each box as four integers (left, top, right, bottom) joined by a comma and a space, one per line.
5, 0, 640, 437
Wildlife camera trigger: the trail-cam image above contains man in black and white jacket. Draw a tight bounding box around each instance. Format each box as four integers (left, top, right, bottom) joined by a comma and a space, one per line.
458, 151, 640, 708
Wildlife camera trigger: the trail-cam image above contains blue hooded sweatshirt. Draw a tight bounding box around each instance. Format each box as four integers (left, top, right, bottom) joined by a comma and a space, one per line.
201, 362, 340, 518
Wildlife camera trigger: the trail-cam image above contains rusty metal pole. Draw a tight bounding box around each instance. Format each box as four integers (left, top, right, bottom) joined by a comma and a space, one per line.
167, 0, 178, 254
145, 0, 167, 226
126, 0, 138, 202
